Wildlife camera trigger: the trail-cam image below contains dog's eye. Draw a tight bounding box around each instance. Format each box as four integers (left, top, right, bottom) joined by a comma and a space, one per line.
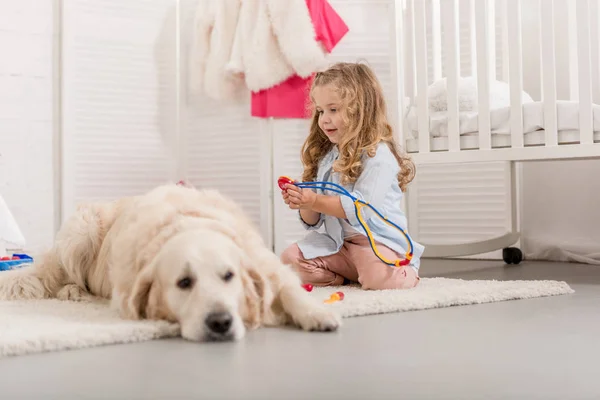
222, 271, 234, 282
177, 277, 193, 289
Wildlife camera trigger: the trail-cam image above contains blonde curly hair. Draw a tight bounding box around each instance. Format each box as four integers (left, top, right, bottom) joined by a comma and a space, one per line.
300, 62, 415, 191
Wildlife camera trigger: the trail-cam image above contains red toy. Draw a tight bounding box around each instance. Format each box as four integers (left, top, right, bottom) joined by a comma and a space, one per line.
278, 176, 295, 190
301, 283, 313, 292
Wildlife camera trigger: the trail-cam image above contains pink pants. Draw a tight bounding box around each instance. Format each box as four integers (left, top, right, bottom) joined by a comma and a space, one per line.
281, 235, 420, 290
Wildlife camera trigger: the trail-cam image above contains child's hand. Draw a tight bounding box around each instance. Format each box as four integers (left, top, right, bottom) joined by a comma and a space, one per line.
283, 184, 317, 210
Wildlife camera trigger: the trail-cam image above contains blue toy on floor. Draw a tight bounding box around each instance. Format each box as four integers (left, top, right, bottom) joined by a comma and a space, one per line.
0, 254, 34, 271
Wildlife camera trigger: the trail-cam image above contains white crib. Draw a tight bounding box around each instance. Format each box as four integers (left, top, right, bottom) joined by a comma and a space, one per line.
392, 0, 600, 263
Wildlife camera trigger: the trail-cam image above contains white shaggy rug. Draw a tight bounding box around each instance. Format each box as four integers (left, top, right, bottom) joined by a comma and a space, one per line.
0, 299, 180, 358
310, 277, 574, 317
0, 278, 573, 358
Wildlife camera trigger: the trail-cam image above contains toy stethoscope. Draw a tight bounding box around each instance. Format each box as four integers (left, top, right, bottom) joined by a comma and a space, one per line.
278, 176, 414, 267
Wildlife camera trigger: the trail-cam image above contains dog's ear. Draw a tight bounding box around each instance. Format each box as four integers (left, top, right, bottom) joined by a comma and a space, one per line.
240, 265, 270, 330
126, 262, 156, 320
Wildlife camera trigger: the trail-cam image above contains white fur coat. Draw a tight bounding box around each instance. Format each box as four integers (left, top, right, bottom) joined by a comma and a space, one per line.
189, 0, 328, 100
188, 0, 245, 101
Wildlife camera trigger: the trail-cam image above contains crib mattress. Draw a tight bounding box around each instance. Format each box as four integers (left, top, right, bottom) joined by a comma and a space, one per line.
405, 100, 600, 152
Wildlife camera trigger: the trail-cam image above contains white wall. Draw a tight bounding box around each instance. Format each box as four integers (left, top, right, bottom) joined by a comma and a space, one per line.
0, 1, 56, 253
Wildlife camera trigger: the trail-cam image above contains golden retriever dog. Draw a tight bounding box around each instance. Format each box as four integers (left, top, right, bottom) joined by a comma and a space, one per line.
0, 184, 341, 341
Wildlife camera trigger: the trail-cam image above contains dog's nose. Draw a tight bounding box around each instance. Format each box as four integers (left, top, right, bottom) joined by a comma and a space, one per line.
205, 311, 233, 334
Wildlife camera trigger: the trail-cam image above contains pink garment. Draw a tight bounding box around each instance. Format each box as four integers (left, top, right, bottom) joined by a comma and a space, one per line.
251, 0, 349, 119
280, 236, 420, 290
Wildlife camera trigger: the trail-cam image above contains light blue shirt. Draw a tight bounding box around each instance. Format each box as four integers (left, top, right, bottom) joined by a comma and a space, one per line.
296, 142, 425, 272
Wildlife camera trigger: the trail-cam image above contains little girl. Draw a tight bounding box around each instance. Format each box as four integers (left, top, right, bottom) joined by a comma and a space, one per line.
280, 62, 424, 290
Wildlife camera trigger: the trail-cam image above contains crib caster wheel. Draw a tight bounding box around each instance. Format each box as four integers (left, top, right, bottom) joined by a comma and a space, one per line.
503, 247, 523, 265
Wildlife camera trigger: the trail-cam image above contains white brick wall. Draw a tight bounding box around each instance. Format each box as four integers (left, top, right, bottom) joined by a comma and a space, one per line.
0, 1, 56, 253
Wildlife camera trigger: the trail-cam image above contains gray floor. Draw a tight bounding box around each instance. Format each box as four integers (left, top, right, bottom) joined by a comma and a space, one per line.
1, 258, 599, 400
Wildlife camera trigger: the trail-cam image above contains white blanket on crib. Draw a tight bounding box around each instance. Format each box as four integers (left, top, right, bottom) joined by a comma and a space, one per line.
407, 100, 600, 137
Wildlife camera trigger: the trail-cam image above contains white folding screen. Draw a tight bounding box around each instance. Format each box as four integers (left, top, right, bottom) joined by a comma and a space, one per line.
272, 0, 398, 255
61, 0, 270, 243
272, 119, 311, 256
407, 161, 514, 259
61, 0, 178, 218
178, 0, 271, 243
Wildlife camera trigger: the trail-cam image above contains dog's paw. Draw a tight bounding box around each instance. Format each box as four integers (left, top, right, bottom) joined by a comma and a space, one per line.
56, 284, 95, 302
0, 274, 46, 300
294, 305, 341, 332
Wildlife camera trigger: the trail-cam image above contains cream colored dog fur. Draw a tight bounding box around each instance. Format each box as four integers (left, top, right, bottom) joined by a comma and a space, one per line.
0, 184, 340, 341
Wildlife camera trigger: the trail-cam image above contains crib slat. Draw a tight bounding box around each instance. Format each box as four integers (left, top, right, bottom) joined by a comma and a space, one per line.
501, 0, 510, 82
469, 0, 477, 79
568, 1, 579, 101
577, 0, 594, 144
431, 0, 442, 81
474, 0, 492, 150
487, 0, 496, 79
506, 0, 524, 148
591, 0, 600, 104
404, 0, 416, 101
392, 0, 406, 145
414, 0, 430, 153
540, 0, 558, 146
442, 0, 460, 152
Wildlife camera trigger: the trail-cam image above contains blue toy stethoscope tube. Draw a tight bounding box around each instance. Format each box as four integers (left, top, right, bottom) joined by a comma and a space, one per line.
292, 180, 415, 256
